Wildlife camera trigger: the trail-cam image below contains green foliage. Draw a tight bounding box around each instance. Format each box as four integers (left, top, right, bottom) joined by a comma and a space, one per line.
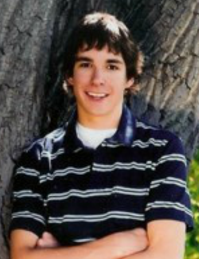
185, 150, 199, 259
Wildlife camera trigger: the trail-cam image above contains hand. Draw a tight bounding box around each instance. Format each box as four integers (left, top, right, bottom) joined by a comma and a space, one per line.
104, 228, 148, 258
36, 232, 60, 248
35, 228, 148, 258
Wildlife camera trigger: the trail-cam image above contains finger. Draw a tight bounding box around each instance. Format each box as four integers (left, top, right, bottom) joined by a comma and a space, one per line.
42, 232, 60, 246
36, 238, 45, 248
133, 228, 147, 235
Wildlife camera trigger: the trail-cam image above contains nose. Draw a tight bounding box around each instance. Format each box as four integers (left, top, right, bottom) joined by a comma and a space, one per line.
91, 68, 105, 86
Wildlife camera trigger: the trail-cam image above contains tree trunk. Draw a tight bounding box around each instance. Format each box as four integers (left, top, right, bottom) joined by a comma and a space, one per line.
0, 0, 198, 258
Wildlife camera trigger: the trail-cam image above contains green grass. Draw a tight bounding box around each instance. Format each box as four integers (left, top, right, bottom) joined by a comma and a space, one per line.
185, 150, 199, 259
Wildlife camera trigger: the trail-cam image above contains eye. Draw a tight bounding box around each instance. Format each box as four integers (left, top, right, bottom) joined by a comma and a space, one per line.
107, 64, 119, 70
79, 62, 92, 68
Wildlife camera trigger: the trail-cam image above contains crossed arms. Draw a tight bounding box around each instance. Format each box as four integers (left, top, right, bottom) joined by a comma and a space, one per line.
10, 219, 186, 259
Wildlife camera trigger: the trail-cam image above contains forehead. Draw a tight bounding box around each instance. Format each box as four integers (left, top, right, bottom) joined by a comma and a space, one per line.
76, 45, 124, 62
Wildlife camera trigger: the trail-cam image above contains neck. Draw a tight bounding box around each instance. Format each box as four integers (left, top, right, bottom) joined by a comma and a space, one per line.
77, 106, 123, 130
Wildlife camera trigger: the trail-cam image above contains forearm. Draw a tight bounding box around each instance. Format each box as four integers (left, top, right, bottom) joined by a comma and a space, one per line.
11, 228, 148, 259
122, 221, 186, 259
11, 236, 121, 259
122, 249, 161, 259
122, 245, 185, 259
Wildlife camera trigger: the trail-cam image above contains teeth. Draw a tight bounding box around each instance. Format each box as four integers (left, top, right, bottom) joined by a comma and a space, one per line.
87, 92, 107, 98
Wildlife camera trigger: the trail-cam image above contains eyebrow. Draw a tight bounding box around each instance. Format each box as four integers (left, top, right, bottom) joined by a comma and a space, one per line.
75, 57, 92, 62
75, 56, 124, 64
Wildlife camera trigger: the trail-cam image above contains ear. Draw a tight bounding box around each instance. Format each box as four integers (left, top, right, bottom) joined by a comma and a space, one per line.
126, 78, 134, 89
63, 76, 74, 93
66, 76, 74, 86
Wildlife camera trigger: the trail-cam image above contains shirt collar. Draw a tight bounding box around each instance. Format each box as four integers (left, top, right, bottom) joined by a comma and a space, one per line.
106, 105, 136, 146
63, 108, 81, 153
64, 104, 136, 152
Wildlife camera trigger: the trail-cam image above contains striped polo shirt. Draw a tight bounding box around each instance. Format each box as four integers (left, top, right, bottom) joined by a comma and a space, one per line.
10, 105, 193, 246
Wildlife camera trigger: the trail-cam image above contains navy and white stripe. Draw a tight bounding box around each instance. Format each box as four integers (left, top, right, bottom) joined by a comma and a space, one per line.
48, 211, 145, 224
46, 186, 149, 201
10, 105, 193, 246
12, 211, 46, 225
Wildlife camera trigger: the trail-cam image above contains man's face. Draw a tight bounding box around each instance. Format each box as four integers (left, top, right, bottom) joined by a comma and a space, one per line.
66, 45, 133, 128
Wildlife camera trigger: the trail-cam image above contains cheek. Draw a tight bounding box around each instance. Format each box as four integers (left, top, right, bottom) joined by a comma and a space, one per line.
109, 72, 126, 81
110, 76, 128, 88
75, 72, 91, 86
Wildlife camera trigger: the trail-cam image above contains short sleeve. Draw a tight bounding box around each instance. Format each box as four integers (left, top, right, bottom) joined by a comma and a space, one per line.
9, 141, 46, 237
145, 135, 194, 231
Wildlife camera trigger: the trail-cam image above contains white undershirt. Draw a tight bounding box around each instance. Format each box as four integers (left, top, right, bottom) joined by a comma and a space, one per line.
76, 122, 117, 149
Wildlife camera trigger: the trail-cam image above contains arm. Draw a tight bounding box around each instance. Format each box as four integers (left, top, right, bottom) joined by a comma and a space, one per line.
10, 228, 148, 259
123, 220, 186, 259
123, 135, 193, 259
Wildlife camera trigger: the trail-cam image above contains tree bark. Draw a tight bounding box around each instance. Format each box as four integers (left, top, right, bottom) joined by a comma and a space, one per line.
0, 0, 198, 258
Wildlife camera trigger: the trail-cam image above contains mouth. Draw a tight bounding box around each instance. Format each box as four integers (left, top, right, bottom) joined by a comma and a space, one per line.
86, 91, 109, 100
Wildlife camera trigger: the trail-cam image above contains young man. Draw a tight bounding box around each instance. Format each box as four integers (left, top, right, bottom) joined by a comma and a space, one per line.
10, 12, 193, 259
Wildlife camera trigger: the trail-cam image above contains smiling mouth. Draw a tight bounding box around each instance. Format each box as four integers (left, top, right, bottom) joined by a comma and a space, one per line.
86, 91, 109, 99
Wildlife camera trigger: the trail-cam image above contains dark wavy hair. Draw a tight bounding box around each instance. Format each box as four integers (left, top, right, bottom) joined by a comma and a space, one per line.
63, 12, 144, 93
